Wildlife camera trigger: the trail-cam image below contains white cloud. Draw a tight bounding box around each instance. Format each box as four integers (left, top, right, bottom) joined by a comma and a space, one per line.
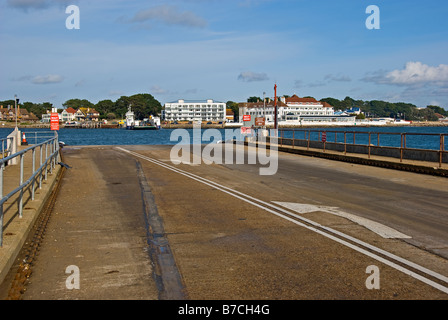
7, 0, 74, 11
151, 85, 170, 95
130, 5, 207, 28
238, 71, 269, 82
364, 62, 448, 86
325, 74, 351, 82
32, 74, 64, 84
387, 62, 448, 85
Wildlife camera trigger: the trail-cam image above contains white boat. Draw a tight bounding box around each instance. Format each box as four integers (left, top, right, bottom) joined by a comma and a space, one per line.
125, 106, 160, 130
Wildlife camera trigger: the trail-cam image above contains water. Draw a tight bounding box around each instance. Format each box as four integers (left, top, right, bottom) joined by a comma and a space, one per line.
279, 126, 448, 151
1, 126, 447, 151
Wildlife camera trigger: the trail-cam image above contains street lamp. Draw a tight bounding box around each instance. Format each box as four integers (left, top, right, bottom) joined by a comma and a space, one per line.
14, 94, 19, 128
263, 92, 266, 129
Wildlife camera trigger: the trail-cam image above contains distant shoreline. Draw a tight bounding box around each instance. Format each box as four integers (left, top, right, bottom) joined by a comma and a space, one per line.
1, 121, 447, 130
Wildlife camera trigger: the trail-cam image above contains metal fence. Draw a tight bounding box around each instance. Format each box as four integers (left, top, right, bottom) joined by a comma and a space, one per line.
22, 131, 55, 145
1, 137, 14, 160
0, 132, 59, 246
277, 129, 448, 168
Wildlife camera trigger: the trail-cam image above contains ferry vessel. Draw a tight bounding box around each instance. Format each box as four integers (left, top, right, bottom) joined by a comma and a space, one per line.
125, 106, 160, 130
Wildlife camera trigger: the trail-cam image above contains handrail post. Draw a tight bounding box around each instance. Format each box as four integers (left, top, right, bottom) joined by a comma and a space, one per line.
292, 129, 295, 149
307, 130, 310, 150
0, 163, 3, 247
32, 148, 36, 200
19, 154, 24, 218
440, 134, 444, 168
368, 133, 371, 159
400, 133, 403, 163
344, 132, 347, 155
45, 143, 48, 181
39, 145, 43, 189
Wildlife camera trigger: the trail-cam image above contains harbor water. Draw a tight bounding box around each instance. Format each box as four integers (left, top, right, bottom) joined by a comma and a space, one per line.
1, 126, 447, 151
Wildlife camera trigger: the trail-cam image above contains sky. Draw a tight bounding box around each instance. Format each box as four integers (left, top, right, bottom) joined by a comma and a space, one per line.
1, 0, 448, 110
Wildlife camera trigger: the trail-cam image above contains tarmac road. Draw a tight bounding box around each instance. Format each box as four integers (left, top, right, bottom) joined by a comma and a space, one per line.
6, 144, 448, 300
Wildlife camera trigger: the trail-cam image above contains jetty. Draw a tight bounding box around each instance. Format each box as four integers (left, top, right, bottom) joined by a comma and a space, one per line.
1, 132, 448, 301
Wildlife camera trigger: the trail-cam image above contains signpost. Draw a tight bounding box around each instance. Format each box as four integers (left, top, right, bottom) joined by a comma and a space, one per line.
240, 126, 252, 135
322, 131, 327, 152
50, 112, 60, 131
255, 117, 265, 127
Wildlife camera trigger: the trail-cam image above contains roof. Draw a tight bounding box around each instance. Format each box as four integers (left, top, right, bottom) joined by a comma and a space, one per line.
65, 107, 77, 114
285, 94, 318, 103
19, 108, 30, 115
239, 100, 287, 109
167, 99, 225, 104
321, 102, 334, 109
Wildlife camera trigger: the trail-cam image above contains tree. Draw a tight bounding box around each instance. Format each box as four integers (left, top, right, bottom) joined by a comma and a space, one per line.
226, 101, 239, 122
321, 97, 343, 109
95, 99, 115, 116
115, 94, 162, 120
427, 105, 448, 117
63, 99, 94, 110
247, 96, 261, 103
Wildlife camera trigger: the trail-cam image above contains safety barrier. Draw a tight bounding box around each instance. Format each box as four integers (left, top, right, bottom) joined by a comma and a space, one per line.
277, 129, 447, 168
0, 132, 59, 246
1, 137, 14, 160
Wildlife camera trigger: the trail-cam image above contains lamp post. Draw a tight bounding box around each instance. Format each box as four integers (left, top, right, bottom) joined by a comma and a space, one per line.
263, 91, 266, 129
14, 94, 18, 129
274, 84, 278, 130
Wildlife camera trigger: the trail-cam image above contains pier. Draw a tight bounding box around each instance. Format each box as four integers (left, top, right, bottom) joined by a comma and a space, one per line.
1, 141, 448, 300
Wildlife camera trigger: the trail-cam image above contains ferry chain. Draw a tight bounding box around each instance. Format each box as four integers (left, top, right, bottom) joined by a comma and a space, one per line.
6, 151, 67, 300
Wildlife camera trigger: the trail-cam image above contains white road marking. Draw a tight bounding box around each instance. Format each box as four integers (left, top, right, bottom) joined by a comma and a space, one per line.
272, 202, 411, 239
116, 147, 448, 295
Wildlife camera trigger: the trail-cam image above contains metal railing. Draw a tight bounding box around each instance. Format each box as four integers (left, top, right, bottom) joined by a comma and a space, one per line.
1, 137, 14, 160
22, 131, 55, 145
0, 132, 60, 246
277, 129, 448, 168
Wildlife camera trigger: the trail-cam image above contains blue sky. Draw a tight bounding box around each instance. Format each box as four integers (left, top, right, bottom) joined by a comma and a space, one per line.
1, 0, 448, 109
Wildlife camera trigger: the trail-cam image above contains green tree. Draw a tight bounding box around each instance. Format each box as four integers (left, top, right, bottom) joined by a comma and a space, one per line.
226, 101, 239, 122
63, 99, 94, 110
247, 96, 261, 103
115, 94, 162, 120
321, 97, 343, 109
95, 99, 115, 116
427, 105, 448, 116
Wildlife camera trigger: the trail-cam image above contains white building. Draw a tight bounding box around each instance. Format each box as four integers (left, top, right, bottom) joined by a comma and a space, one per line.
61, 107, 77, 122
239, 95, 337, 123
238, 100, 287, 123
281, 95, 335, 120
163, 99, 226, 123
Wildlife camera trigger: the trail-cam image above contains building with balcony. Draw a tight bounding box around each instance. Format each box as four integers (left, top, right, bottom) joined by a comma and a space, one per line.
163, 99, 226, 123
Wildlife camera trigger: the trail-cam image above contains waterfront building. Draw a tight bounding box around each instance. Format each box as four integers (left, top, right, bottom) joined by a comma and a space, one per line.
41, 110, 62, 123
74, 109, 85, 122
282, 95, 335, 118
226, 109, 235, 122
238, 100, 288, 123
163, 99, 226, 123
239, 94, 360, 124
61, 107, 77, 122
